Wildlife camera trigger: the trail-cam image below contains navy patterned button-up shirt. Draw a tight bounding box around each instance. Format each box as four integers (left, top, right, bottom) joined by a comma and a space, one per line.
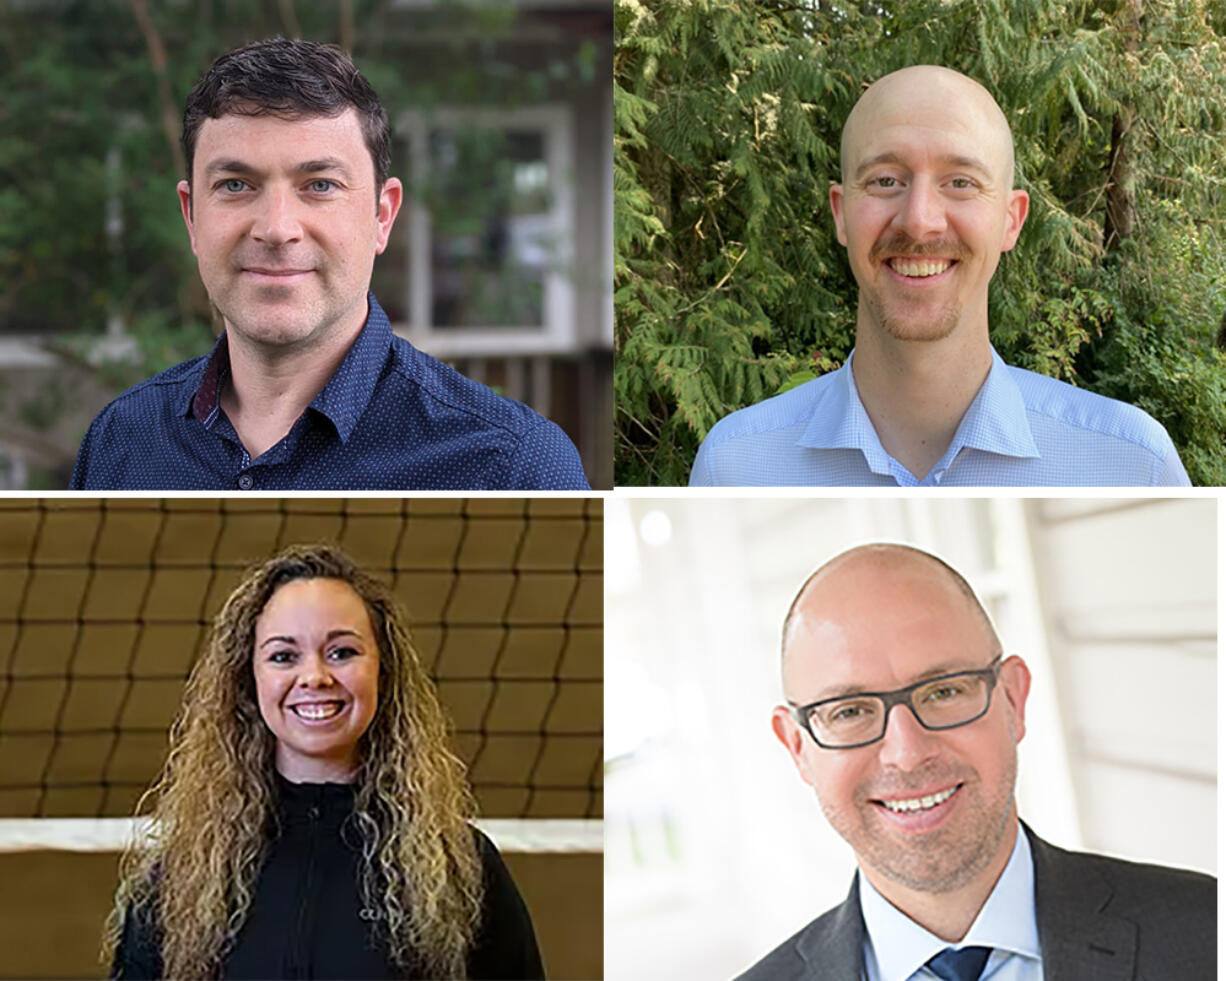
70, 294, 589, 490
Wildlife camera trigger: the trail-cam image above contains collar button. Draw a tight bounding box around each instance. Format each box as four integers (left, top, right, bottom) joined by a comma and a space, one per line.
237, 473, 254, 491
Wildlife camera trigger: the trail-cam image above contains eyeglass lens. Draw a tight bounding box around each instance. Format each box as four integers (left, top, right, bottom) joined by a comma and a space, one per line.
809, 673, 991, 747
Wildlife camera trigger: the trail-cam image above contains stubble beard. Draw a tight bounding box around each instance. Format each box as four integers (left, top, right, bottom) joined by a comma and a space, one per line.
816, 744, 1018, 895
862, 285, 962, 343
213, 274, 345, 356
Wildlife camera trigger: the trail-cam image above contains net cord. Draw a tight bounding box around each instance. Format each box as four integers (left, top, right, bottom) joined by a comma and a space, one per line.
0, 817, 603, 854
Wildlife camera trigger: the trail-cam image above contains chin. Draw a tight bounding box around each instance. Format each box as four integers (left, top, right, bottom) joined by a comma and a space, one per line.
221, 301, 326, 346
873, 298, 963, 342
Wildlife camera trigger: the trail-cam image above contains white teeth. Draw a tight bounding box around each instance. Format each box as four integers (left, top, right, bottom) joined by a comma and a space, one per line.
291, 702, 344, 720
891, 259, 952, 278
881, 786, 957, 813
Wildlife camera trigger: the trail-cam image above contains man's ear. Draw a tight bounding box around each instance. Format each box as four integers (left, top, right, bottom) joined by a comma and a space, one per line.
829, 183, 848, 246
772, 705, 819, 789
374, 177, 404, 255
1000, 188, 1029, 252
177, 180, 198, 256
998, 654, 1031, 743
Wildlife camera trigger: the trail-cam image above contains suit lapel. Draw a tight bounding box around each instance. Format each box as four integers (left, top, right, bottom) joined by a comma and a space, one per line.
794, 875, 866, 981
1027, 825, 1138, 981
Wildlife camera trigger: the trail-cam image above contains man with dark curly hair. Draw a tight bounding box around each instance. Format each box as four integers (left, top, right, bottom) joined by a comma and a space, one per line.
71, 38, 588, 490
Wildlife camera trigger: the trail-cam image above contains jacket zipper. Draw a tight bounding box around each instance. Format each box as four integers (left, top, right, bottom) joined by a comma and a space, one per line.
288, 794, 321, 978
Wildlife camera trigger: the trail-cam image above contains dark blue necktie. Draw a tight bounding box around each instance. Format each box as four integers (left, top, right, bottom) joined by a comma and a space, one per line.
925, 945, 992, 981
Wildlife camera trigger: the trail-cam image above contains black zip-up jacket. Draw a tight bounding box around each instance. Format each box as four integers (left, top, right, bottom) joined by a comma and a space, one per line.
112, 776, 545, 979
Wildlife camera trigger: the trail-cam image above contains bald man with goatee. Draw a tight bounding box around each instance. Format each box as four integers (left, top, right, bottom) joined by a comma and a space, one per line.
691, 66, 1189, 487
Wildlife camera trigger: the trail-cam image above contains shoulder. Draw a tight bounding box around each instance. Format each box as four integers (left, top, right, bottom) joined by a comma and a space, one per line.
112, 888, 165, 979
468, 827, 545, 980
1039, 836, 1215, 910
85, 357, 207, 430
734, 903, 849, 981
383, 337, 540, 437
1032, 831, 1215, 965
1005, 364, 1175, 455
692, 373, 837, 485
705, 374, 836, 445
383, 337, 587, 489
471, 827, 527, 906
71, 357, 209, 490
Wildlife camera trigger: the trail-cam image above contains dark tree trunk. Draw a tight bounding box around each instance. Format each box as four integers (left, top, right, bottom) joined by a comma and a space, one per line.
1104, 0, 1143, 252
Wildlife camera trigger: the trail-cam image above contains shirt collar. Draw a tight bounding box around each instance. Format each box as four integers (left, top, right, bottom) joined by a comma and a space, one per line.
946, 349, 1040, 462
183, 293, 394, 443
796, 351, 896, 476
859, 822, 1042, 981
796, 349, 1041, 479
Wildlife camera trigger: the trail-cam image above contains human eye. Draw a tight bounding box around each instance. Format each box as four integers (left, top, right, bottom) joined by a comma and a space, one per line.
266, 649, 296, 664
948, 176, 978, 192
919, 678, 973, 703
216, 178, 250, 194
822, 698, 878, 726
327, 645, 359, 661
307, 178, 339, 194
868, 175, 900, 190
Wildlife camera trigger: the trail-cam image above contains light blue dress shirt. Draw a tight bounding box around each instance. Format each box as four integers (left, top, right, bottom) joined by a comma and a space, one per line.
859, 824, 1043, 981
689, 349, 1190, 486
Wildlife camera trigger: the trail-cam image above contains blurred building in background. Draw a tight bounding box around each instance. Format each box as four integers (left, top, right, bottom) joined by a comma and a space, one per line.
0, 0, 612, 487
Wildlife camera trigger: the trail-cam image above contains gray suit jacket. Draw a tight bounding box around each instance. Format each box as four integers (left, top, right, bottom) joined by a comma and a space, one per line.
735, 825, 1215, 980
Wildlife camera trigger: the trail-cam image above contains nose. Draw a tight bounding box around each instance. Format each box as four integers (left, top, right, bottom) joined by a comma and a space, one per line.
297, 652, 335, 689
252, 184, 303, 246
894, 177, 948, 241
875, 702, 940, 770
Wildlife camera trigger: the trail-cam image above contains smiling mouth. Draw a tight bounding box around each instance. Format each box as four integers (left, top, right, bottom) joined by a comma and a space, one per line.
887, 258, 956, 278
876, 784, 960, 813
290, 701, 346, 721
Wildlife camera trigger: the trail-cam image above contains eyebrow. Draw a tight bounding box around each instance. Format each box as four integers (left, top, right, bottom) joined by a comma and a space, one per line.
258, 628, 365, 649
806, 660, 983, 703
854, 151, 992, 181
203, 157, 354, 180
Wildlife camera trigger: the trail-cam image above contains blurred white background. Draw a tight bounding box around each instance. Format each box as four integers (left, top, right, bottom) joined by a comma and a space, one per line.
604, 496, 1216, 981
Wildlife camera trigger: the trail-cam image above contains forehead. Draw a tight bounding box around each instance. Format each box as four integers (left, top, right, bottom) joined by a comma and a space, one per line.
845, 79, 1009, 176
256, 577, 372, 629
784, 560, 991, 699
193, 109, 370, 179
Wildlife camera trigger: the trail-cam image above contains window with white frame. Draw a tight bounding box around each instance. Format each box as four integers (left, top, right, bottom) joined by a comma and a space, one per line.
382, 106, 575, 356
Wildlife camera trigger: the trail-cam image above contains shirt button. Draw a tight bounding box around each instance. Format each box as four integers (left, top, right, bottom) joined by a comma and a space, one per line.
237, 473, 254, 490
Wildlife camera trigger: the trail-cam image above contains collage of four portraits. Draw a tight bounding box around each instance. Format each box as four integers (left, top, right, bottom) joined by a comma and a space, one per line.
0, 3, 1219, 980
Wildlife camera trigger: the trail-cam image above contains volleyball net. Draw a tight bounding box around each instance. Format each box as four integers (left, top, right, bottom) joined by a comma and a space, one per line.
0, 497, 602, 854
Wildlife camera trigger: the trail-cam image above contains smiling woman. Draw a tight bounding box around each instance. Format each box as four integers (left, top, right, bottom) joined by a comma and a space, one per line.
102, 544, 543, 980
252, 577, 382, 783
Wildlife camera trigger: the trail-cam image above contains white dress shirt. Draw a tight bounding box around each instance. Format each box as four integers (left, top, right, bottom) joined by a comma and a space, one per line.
859, 823, 1043, 981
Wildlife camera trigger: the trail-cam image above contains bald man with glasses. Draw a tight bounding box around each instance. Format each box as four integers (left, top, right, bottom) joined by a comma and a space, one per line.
739, 543, 1213, 981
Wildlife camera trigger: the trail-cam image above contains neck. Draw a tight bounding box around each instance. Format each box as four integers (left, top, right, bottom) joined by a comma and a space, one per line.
860, 815, 1019, 943
275, 750, 359, 784
850, 310, 992, 481
220, 299, 367, 460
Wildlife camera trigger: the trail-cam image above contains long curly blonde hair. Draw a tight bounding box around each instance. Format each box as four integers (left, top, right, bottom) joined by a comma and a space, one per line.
103, 544, 483, 979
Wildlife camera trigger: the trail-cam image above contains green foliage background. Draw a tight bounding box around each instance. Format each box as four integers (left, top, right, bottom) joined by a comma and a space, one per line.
614, 0, 1226, 485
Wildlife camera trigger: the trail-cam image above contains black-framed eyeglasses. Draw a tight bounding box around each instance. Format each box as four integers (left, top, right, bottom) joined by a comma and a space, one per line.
788, 657, 1003, 750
